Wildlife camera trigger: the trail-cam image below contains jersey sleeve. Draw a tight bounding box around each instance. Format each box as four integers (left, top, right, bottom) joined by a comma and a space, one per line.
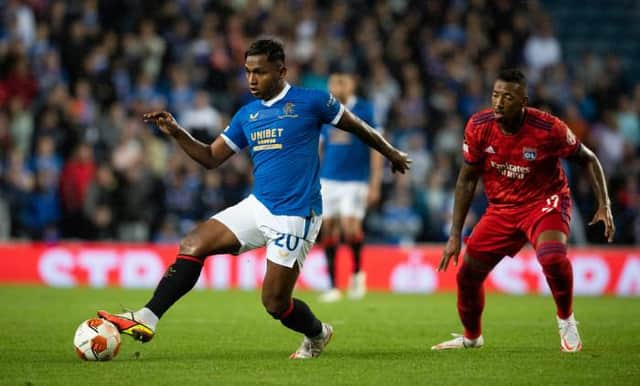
312, 90, 345, 125
220, 109, 247, 152
553, 117, 581, 158
462, 118, 483, 164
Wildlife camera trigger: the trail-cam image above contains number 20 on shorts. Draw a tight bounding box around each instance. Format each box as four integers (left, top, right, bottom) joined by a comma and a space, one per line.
274, 233, 301, 251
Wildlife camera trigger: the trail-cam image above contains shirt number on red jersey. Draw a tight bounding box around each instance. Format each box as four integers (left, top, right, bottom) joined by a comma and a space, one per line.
542, 194, 559, 213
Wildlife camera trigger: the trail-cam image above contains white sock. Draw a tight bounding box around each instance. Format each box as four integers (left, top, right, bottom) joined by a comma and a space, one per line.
134, 307, 159, 331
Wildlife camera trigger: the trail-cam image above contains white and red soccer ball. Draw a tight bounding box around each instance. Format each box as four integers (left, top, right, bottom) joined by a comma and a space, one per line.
73, 318, 121, 361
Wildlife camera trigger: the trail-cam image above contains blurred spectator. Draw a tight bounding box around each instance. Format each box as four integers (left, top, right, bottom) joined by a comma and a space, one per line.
180, 90, 222, 143
591, 110, 625, 176
367, 61, 400, 128
28, 135, 62, 177
84, 164, 118, 240
2, 56, 37, 107
164, 161, 201, 234
369, 176, 422, 245
113, 162, 163, 242
616, 95, 640, 151
21, 168, 60, 240
198, 169, 225, 218
9, 97, 34, 154
523, 17, 561, 83
402, 131, 432, 187
59, 142, 96, 238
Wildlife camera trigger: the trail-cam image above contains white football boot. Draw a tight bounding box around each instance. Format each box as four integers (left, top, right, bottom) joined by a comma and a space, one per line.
557, 313, 582, 352
318, 288, 342, 303
431, 333, 484, 351
347, 272, 366, 300
290, 323, 334, 359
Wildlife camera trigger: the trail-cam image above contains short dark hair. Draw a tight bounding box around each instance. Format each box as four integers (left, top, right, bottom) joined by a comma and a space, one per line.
497, 68, 527, 88
245, 39, 285, 65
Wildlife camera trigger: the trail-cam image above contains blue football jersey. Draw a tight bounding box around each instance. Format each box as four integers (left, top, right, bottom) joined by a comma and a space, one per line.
221, 84, 344, 217
320, 97, 378, 182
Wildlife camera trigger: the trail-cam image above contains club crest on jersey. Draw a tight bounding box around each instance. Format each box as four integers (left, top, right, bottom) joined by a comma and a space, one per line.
279, 102, 298, 119
523, 147, 537, 161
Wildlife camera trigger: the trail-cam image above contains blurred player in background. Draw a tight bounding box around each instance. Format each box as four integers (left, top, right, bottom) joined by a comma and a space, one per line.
97, 39, 410, 359
432, 69, 614, 352
318, 72, 383, 302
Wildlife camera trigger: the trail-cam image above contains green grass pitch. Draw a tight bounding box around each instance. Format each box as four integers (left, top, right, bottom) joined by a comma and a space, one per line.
1, 286, 638, 385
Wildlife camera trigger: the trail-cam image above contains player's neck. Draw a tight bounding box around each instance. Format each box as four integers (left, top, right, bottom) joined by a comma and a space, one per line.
498, 109, 526, 135
262, 81, 287, 102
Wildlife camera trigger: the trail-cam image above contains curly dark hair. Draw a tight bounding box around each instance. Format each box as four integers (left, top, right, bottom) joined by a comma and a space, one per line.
244, 39, 285, 65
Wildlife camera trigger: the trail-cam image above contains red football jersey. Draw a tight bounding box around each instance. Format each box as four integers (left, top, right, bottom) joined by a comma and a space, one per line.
463, 107, 580, 209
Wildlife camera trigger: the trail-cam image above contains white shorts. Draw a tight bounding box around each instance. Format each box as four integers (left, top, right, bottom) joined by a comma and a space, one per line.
321, 179, 368, 219
212, 195, 322, 268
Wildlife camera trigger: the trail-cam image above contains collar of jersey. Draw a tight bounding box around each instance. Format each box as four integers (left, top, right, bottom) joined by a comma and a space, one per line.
261, 82, 291, 107
346, 95, 357, 110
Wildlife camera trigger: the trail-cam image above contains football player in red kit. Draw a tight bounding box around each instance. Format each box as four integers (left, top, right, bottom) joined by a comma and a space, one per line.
432, 69, 614, 352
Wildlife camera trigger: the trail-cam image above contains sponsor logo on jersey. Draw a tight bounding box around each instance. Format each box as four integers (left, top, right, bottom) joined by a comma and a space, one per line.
484, 145, 496, 154
523, 147, 537, 161
249, 112, 259, 121
490, 160, 530, 179
251, 127, 284, 151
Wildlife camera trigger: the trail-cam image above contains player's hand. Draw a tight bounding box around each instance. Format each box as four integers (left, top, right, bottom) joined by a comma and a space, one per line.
143, 111, 183, 137
588, 204, 615, 243
387, 148, 411, 174
438, 234, 462, 272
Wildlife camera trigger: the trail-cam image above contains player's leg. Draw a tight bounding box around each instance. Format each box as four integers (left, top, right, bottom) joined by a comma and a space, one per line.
261, 214, 332, 359
319, 179, 343, 302
342, 216, 366, 299
99, 196, 261, 342
432, 251, 504, 351
98, 218, 242, 342
318, 216, 342, 302
342, 181, 368, 299
433, 211, 525, 350
262, 260, 332, 359
531, 211, 581, 352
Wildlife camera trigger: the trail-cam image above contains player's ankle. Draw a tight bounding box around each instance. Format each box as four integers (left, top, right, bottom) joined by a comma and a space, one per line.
135, 307, 159, 330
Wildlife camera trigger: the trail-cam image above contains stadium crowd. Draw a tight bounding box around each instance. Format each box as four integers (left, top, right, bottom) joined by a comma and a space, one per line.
0, 0, 638, 245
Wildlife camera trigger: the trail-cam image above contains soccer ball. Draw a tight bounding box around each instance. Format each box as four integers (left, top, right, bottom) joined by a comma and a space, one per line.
73, 318, 121, 361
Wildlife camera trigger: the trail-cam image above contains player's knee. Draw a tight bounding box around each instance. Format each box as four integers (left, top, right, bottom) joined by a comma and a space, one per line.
179, 233, 206, 258
456, 253, 492, 286
536, 241, 568, 266
262, 293, 291, 319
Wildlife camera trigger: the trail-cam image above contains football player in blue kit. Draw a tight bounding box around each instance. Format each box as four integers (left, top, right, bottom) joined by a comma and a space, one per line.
97, 39, 411, 359
318, 72, 383, 302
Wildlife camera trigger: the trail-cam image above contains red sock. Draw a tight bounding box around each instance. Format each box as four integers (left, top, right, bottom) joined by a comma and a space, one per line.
536, 242, 573, 319
457, 262, 491, 340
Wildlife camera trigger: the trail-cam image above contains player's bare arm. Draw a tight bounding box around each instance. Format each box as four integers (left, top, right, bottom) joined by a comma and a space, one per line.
367, 149, 384, 207
143, 111, 234, 169
569, 143, 615, 242
438, 162, 482, 272
336, 109, 410, 174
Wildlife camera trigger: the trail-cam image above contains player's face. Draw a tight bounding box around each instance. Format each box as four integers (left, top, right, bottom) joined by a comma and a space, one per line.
491, 80, 527, 122
245, 54, 286, 100
328, 74, 355, 102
